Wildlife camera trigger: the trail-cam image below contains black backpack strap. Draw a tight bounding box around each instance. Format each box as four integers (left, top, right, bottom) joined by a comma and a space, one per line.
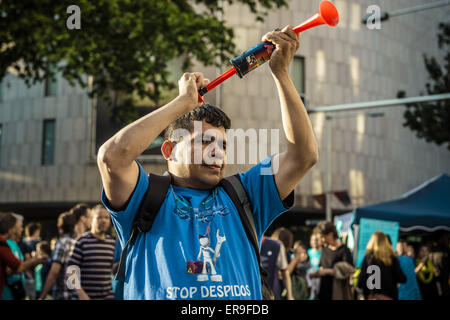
219, 175, 259, 263
134, 172, 172, 233
219, 174, 274, 300
115, 172, 171, 281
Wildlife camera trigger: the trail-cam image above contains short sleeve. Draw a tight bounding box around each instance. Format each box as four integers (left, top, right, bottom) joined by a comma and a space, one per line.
113, 239, 122, 263
238, 156, 294, 240
277, 244, 289, 271
68, 239, 83, 267
51, 241, 64, 265
101, 161, 149, 248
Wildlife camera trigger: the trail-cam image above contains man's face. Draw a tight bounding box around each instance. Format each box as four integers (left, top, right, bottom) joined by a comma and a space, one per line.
418, 246, 430, 259
321, 232, 335, 246
310, 233, 321, 249
406, 245, 415, 257
10, 219, 23, 242
91, 208, 110, 235
168, 119, 227, 189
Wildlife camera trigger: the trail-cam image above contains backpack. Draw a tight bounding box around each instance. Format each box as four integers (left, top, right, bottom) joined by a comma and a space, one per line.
114, 172, 274, 300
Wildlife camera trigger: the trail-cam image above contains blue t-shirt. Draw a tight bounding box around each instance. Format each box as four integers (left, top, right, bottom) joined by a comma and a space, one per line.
112, 238, 124, 300
398, 255, 422, 300
102, 156, 293, 300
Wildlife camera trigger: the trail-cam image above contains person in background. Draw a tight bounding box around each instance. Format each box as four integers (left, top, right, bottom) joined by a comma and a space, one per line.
68, 205, 116, 300
21, 222, 41, 258
358, 231, 406, 300
39, 212, 77, 300
271, 227, 295, 299
307, 228, 322, 299
309, 221, 354, 300
70, 203, 92, 237
21, 221, 42, 300
406, 243, 416, 259
0, 212, 47, 300
271, 227, 294, 258
430, 232, 450, 300
260, 235, 293, 300
396, 238, 422, 300
49, 236, 58, 252
415, 243, 439, 300
287, 240, 311, 300
34, 241, 52, 299
2, 213, 26, 300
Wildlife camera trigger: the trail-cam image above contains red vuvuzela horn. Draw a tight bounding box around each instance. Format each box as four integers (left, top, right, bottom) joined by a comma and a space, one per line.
197, 0, 339, 102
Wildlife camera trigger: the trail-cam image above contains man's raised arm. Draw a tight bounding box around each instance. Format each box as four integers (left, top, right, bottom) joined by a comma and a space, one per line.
263, 26, 319, 201
97, 73, 209, 210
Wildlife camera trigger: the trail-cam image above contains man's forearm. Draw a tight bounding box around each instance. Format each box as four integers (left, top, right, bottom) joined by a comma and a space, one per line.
76, 287, 91, 300
40, 270, 58, 299
99, 95, 194, 168
15, 257, 42, 274
282, 269, 294, 300
273, 72, 318, 160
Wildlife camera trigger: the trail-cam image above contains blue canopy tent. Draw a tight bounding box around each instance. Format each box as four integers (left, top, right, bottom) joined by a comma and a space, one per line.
351, 174, 450, 232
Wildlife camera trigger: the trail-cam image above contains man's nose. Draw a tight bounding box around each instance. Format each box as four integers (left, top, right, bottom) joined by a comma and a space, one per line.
208, 141, 225, 158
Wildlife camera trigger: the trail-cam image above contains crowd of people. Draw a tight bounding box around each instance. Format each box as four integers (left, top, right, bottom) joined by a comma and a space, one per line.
0, 205, 449, 300
0, 203, 122, 300
261, 221, 449, 300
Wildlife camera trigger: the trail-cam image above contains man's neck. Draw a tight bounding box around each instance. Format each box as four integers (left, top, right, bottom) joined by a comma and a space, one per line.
171, 175, 212, 190
328, 240, 341, 250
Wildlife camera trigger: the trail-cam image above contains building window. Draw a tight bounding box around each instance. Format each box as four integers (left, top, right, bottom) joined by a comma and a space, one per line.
44, 65, 58, 97
42, 119, 56, 165
292, 56, 307, 107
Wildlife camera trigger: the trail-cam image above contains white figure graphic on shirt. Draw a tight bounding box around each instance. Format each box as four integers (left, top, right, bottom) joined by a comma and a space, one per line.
196, 229, 226, 282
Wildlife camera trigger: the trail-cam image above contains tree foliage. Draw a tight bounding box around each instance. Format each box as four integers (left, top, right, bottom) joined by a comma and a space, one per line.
0, 0, 287, 121
399, 22, 450, 151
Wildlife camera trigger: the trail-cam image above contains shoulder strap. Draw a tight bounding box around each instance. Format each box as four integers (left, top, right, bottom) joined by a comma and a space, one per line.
219, 174, 259, 265
219, 174, 274, 300
133, 172, 172, 233
115, 172, 171, 281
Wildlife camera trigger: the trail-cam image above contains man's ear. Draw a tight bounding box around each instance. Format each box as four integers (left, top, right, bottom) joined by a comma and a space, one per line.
161, 140, 174, 160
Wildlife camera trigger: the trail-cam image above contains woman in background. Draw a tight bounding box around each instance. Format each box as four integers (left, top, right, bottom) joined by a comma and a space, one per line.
358, 231, 406, 300
396, 239, 422, 300
415, 244, 439, 300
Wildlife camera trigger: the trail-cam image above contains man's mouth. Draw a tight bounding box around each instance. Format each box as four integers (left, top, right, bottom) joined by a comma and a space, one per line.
202, 164, 222, 171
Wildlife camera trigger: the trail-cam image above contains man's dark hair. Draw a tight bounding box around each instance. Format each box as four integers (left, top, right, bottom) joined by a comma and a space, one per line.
316, 221, 338, 239
0, 212, 17, 235
25, 222, 41, 238
164, 104, 231, 141
70, 203, 90, 222
57, 212, 76, 235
